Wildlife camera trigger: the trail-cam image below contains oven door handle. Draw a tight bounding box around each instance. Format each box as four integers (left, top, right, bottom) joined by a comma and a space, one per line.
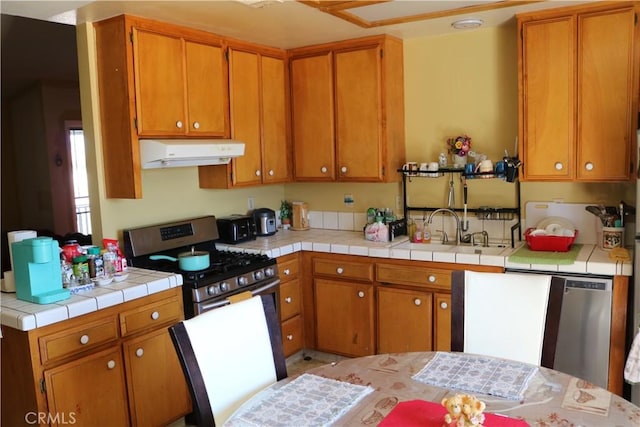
198, 278, 281, 312
250, 278, 280, 296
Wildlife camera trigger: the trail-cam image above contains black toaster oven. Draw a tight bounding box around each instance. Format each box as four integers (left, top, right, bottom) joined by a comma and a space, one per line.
216, 215, 257, 244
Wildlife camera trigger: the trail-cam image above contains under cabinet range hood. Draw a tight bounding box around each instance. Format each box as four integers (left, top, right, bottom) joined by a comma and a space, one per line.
139, 139, 245, 169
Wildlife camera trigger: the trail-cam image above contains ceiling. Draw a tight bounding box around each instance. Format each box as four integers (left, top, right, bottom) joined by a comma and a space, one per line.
1, 0, 597, 49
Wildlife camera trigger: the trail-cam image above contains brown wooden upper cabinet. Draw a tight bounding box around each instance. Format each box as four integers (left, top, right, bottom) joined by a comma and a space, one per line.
517, 2, 639, 182
199, 43, 290, 188
94, 15, 230, 198
134, 29, 228, 136
289, 35, 406, 183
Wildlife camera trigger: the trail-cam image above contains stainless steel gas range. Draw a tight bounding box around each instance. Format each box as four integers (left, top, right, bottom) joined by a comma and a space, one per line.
123, 216, 280, 318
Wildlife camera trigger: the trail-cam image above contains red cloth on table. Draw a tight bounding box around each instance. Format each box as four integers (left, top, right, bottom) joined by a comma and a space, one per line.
378, 400, 530, 427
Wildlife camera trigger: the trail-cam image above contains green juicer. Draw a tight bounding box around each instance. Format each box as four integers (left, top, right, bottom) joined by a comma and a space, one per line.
12, 236, 70, 304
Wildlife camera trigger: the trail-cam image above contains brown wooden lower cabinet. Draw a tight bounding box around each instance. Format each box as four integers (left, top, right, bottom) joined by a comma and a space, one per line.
278, 253, 304, 357
1, 287, 191, 427
315, 278, 375, 357
377, 286, 433, 353
306, 252, 502, 359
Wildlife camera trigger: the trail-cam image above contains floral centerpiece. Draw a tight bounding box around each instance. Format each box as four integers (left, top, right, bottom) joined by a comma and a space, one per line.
447, 135, 472, 167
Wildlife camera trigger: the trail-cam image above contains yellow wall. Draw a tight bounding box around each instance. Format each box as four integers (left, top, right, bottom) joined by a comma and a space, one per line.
78, 20, 634, 241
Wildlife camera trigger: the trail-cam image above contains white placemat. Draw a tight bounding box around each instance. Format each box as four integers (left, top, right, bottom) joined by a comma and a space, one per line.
226, 373, 374, 426
412, 352, 538, 400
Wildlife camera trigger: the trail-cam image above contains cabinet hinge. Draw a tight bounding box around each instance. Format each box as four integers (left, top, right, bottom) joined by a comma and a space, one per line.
382, 166, 385, 176
225, 49, 229, 61
635, 13, 637, 26
380, 49, 383, 58
134, 117, 138, 131
40, 378, 46, 394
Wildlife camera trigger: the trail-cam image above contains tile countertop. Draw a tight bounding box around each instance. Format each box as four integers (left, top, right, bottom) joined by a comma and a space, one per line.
216, 229, 632, 276
0, 268, 183, 331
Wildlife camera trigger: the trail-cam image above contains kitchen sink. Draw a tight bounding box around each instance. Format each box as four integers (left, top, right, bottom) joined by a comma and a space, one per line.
446, 245, 508, 255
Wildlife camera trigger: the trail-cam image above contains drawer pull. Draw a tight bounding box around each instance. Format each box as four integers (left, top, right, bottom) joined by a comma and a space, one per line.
192, 121, 200, 129
107, 360, 116, 370
285, 297, 292, 304
414, 298, 422, 306
440, 301, 448, 310
357, 291, 365, 298
336, 267, 344, 274
176, 120, 183, 129
136, 348, 144, 358
286, 334, 294, 341
151, 311, 160, 320
80, 334, 90, 345
428, 275, 436, 283
284, 269, 291, 275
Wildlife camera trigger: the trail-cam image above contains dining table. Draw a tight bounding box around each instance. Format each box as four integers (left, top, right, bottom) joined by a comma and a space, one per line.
225, 351, 640, 426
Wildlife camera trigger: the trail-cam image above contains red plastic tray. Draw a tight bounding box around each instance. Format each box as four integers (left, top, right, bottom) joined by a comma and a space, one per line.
524, 228, 578, 252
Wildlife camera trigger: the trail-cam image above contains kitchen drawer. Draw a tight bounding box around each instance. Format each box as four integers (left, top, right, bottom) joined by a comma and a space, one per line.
39, 316, 119, 365
281, 315, 303, 357
280, 279, 301, 321
119, 295, 182, 337
376, 263, 451, 291
313, 258, 373, 282
278, 256, 300, 283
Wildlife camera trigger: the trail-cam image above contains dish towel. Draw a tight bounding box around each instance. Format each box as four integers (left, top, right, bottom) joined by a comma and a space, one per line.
624, 327, 640, 384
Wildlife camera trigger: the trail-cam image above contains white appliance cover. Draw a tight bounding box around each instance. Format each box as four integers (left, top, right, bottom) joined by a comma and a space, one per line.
139, 139, 245, 169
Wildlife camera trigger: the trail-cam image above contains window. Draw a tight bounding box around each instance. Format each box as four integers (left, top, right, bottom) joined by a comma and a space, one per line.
68, 127, 91, 235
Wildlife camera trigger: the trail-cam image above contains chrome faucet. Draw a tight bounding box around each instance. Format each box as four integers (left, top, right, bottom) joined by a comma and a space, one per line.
426, 208, 461, 245
471, 231, 490, 247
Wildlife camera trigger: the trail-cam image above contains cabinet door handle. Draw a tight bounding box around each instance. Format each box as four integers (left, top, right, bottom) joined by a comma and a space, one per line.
284, 268, 291, 275
268, 169, 274, 176
414, 298, 422, 306
136, 348, 144, 358
440, 301, 448, 310
554, 162, 563, 171
176, 120, 183, 129
428, 275, 436, 283
584, 162, 594, 171
107, 360, 116, 370
340, 166, 348, 174
151, 311, 160, 320
192, 121, 200, 129
336, 267, 344, 274
255, 170, 261, 176
285, 297, 292, 304
80, 334, 90, 345
286, 334, 294, 341
357, 290, 365, 298
321, 166, 328, 173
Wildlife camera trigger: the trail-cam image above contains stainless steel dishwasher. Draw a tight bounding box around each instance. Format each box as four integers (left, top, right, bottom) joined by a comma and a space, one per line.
506, 271, 612, 388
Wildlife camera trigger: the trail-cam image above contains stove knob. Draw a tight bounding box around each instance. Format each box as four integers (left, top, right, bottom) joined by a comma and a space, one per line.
264, 267, 275, 277
220, 282, 230, 292
237, 277, 248, 286
254, 270, 264, 281
207, 285, 218, 296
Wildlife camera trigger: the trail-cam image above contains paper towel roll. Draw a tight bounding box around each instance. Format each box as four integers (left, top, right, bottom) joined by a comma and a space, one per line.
2, 270, 15, 293
8, 230, 37, 270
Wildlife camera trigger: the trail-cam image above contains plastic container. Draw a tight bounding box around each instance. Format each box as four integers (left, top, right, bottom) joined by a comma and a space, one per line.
524, 228, 578, 252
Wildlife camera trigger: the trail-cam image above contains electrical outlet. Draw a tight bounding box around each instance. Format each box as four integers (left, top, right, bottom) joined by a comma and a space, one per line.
248, 197, 255, 210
